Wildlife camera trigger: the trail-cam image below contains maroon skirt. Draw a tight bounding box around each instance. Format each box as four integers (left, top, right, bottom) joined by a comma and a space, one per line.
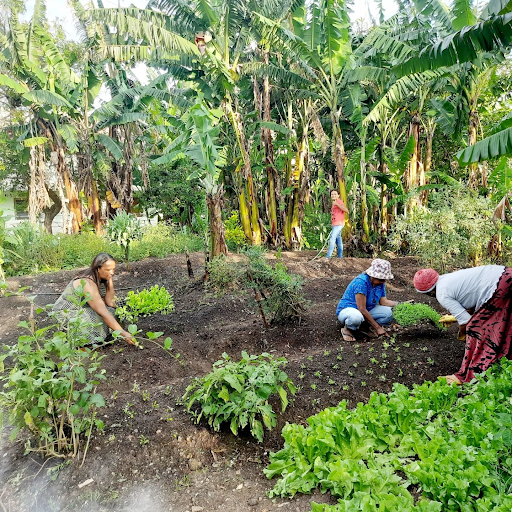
455, 267, 512, 383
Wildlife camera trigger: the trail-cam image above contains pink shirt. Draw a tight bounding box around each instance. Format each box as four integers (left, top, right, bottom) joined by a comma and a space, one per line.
331, 198, 346, 226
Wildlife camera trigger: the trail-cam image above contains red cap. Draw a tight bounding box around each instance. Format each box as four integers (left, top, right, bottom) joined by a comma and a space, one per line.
414, 269, 439, 293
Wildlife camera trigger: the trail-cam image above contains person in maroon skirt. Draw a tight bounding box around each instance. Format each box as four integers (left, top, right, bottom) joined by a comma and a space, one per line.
413, 265, 512, 384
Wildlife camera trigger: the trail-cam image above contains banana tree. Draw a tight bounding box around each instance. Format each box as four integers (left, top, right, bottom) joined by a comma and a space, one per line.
0, 2, 83, 232
153, 99, 228, 258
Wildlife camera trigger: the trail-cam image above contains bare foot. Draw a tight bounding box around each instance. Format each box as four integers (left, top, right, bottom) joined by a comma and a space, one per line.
341, 327, 356, 342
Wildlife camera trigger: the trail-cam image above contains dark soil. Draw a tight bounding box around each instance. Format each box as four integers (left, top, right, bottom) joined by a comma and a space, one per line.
0, 252, 465, 512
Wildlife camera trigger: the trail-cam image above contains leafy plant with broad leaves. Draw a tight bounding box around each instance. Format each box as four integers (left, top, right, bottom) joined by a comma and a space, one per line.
106, 211, 142, 270
265, 358, 512, 511
393, 302, 446, 330
0, 292, 107, 459
116, 285, 175, 323
182, 351, 296, 442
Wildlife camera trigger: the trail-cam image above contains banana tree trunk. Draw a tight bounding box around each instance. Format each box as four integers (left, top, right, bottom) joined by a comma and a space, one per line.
468, 111, 479, 190
206, 186, 229, 258
90, 179, 103, 235
284, 129, 308, 250
360, 131, 370, 244
262, 53, 279, 246
225, 98, 261, 245
43, 188, 62, 234
28, 144, 52, 225
421, 123, 434, 206
405, 114, 421, 213
59, 148, 82, 233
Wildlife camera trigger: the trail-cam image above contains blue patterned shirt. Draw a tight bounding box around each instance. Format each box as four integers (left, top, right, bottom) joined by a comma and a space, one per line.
336, 273, 386, 315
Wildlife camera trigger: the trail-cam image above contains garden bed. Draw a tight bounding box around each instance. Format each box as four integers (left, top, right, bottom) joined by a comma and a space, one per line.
0, 252, 464, 512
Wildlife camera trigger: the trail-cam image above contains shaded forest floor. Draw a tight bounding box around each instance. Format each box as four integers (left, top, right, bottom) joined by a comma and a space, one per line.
0, 252, 464, 512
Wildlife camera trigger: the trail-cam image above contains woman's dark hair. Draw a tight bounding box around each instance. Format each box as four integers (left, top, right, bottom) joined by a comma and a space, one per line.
76, 253, 115, 289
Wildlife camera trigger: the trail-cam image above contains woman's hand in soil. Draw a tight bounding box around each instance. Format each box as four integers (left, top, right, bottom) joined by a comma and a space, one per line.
376, 326, 388, 337
121, 330, 136, 345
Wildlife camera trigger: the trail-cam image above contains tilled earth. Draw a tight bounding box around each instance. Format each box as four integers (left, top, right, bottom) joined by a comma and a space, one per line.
0, 252, 464, 512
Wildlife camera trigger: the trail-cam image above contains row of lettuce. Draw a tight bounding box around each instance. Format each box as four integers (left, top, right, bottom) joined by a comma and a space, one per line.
265, 359, 512, 511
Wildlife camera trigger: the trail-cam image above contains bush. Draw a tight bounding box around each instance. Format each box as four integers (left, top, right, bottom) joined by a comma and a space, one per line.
206, 255, 244, 294
182, 351, 295, 442
393, 302, 445, 330
130, 222, 203, 260
106, 211, 143, 269
0, 292, 106, 458
388, 192, 498, 270
224, 211, 247, 251
116, 285, 175, 323
301, 204, 331, 250
246, 248, 309, 323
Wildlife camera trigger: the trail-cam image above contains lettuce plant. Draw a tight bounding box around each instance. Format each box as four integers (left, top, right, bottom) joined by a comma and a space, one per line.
116, 285, 174, 323
393, 302, 445, 330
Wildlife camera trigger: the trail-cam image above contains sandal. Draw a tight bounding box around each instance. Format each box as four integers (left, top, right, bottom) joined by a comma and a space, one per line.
341, 327, 356, 342
441, 375, 462, 386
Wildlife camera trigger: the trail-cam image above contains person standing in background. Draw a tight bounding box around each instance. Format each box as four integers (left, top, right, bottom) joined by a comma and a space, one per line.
326, 190, 349, 259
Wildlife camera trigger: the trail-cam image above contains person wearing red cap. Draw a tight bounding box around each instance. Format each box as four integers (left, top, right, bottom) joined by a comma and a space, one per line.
414, 265, 512, 384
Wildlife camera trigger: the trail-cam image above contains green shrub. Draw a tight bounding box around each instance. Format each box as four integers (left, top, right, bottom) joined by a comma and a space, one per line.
301, 204, 331, 250
182, 351, 296, 442
388, 192, 498, 270
393, 302, 445, 330
130, 222, 203, 260
206, 255, 243, 293
0, 292, 106, 458
59, 232, 117, 269
106, 211, 143, 269
246, 248, 308, 323
224, 211, 247, 251
4, 222, 66, 275
116, 285, 175, 323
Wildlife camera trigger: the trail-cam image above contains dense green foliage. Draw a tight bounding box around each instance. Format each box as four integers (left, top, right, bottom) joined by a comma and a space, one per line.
116, 285, 175, 323
206, 249, 309, 323
393, 303, 445, 330
265, 359, 512, 511
0, 292, 106, 458
2, 222, 202, 276
182, 351, 296, 442
106, 211, 143, 268
389, 192, 500, 270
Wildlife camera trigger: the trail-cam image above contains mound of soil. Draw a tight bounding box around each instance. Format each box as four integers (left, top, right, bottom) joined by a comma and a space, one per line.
0, 253, 464, 512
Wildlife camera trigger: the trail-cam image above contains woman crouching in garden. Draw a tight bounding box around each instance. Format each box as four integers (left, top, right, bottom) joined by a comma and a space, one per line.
52, 253, 134, 345
414, 265, 512, 384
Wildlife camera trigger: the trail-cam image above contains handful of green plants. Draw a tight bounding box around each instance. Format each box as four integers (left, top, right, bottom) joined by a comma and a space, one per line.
116, 285, 175, 323
393, 302, 445, 330
182, 351, 296, 442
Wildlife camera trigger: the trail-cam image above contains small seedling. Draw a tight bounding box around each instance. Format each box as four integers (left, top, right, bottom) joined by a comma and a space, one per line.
379, 374, 387, 382
427, 357, 435, 365
324, 350, 330, 356
361, 381, 367, 387
142, 390, 150, 401
366, 369, 373, 375
422, 346, 428, 352
342, 384, 349, 391
123, 402, 134, 418
328, 379, 335, 385
352, 362, 358, 368
398, 368, 403, 377
139, 435, 149, 446
298, 372, 305, 380
314, 371, 322, 378
311, 383, 317, 390
132, 382, 140, 394
337, 355, 343, 361
332, 364, 339, 370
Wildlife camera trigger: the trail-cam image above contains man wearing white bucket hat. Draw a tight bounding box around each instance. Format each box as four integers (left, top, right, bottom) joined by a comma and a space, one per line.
336, 259, 398, 342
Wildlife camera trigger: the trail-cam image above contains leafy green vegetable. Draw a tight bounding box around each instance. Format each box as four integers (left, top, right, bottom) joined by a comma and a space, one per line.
266, 359, 512, 510
393, 302, 445, 330
182, 351, 296, 442
116, 285, 174, 323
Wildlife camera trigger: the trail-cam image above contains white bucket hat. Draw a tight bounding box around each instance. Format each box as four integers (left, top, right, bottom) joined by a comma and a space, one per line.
366, 259, 394, 280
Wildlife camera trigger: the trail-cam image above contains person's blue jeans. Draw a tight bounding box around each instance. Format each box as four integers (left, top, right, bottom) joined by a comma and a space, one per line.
326, 224, 344, 258
337, 305, 394, 330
